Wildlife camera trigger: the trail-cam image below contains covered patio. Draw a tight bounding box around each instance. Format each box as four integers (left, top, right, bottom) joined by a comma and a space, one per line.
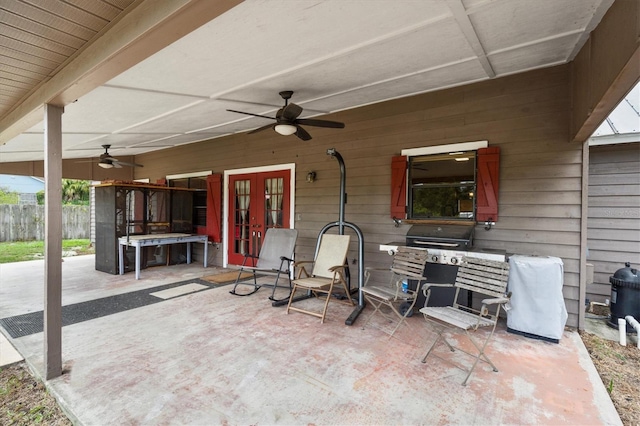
0, 255, 621, 425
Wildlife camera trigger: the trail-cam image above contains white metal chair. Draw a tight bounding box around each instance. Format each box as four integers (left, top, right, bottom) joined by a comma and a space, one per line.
229, 228, 298, 301
286, 234, 353, 323
360, 246, 429, 337
420, 256, 510, 385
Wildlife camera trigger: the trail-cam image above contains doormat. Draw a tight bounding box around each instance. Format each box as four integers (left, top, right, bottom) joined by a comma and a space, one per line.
0, 278, 213, 339
201, 271, 253, 284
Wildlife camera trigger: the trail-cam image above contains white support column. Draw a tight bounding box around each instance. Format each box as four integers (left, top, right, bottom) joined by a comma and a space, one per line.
44, 104, 63, 380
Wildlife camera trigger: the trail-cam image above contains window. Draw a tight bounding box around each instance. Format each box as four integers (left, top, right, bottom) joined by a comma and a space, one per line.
392, 141, 499, 222
409, 151, 476, 220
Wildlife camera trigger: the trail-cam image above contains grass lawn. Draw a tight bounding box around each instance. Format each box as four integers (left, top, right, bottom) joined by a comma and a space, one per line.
0, 239, 94, 264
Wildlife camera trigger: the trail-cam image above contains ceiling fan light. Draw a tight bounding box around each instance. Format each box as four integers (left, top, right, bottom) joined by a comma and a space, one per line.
98, 162, 113, 169
274, 124, 297, 136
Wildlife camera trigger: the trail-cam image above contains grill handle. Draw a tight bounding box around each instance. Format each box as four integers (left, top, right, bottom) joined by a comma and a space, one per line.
411, 241, 460, 248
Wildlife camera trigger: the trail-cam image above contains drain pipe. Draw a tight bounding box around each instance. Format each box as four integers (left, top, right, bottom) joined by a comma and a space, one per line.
625, 316, 640, 349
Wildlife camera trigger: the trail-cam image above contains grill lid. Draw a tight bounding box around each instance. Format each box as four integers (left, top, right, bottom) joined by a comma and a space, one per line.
406, 223, 474, 246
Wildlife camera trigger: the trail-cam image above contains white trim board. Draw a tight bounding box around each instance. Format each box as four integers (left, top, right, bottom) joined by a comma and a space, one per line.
401, 141, 488, 157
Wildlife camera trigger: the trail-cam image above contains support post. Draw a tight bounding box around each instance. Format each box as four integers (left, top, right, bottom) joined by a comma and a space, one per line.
44, 104, 63, 380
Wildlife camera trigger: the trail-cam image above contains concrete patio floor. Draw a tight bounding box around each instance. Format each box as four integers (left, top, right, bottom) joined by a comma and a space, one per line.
0, 255, 622, 425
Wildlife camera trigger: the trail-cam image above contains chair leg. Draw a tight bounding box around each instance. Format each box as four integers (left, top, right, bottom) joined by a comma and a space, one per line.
318, 283, 334, 323
269, 270, 293, 302
229, 270, 260, 296
360, 297, 383, 330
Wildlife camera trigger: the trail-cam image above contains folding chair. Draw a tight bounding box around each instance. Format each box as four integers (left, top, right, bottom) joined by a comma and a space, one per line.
419, 256, 510, 385
229, 228, 298, 301
286, 234, 353, 323
360, 246, 429, 337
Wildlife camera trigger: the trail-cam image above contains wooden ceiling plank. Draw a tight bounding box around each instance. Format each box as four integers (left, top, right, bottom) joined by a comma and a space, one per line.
0, 33, 69, 63
5, 1, 99, 41
21, 0, 110, 31
0, 69, 41, 86
63, 0, 127, 21
0, 63, 50, 80
0, 23, 77, 57
0, 10, 86, 49
0, 44, 60, 70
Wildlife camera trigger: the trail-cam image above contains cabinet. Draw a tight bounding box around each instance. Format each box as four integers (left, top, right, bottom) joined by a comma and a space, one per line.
94, 182, 195, 274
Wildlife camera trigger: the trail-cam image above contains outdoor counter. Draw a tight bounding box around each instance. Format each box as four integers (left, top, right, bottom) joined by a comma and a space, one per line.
118, 233, 208, 279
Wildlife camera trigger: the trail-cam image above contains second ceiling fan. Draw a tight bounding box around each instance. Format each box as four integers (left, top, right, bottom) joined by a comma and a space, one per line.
227, 91, 345, 141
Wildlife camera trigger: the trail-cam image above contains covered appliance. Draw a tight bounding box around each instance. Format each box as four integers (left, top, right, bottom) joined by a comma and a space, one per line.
506, 255, 567, 343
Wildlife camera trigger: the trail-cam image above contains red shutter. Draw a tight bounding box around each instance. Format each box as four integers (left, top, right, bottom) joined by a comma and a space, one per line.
206, 174, 223, 242
391, 155, 407, 219
476, 147, 500, 222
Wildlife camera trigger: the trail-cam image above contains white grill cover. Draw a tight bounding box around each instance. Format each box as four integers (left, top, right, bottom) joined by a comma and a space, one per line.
506, 255, 567, 341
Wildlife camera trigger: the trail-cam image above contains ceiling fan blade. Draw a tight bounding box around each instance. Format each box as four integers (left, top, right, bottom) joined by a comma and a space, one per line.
295, 126, 312, 141
282, 103, 303, 121
295, 118, 345, 129
113, 162, 123, 168
114, 160, 143, 168
248, 123, 275, 134
226, 109, 275, 120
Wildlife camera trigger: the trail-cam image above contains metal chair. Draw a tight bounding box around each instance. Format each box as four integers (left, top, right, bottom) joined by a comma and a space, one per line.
360, 246, 429, 337
286, 234, 353, 323
420, 256, 510, 385
229, 228, 298, 301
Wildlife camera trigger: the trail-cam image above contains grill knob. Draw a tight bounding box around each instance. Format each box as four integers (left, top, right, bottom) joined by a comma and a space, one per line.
431, 255, 439, 262
450, 257, 459, 265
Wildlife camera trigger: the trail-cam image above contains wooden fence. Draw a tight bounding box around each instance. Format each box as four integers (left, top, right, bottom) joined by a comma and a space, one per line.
0, 205, 90, 242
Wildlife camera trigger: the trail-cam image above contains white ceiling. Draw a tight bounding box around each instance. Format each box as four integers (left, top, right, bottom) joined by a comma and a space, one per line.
0, 0, 615, 163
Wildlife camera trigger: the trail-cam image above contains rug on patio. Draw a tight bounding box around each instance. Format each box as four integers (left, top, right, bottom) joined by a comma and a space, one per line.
201, 271, 253, 284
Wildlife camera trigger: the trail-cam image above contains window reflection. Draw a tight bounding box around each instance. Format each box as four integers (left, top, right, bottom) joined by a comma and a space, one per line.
409, 151, 476, 220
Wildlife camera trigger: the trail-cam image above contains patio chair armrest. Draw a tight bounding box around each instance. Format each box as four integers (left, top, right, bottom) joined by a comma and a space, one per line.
481, 297, 510, 305
421, 282, 454, 295
293, 260, 314, 279
364, 267, 390, 286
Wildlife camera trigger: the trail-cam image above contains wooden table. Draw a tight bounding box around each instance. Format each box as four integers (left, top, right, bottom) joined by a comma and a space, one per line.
118, 233, 208, 279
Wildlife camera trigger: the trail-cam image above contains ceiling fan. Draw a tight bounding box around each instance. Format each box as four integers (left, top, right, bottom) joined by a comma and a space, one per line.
227, 91, 345, 141
93, 144, 143, 169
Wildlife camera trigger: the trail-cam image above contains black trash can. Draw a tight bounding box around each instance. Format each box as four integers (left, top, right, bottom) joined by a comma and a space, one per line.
607, 262, 640, 333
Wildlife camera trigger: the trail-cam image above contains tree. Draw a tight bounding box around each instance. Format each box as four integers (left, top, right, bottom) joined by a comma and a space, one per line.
62, 179, 90, 205
0, 186, 19, 204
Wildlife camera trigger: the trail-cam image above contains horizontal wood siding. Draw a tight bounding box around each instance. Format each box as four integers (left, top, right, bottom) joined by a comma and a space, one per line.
586, 142, 640, 303
135, 65, 584, 327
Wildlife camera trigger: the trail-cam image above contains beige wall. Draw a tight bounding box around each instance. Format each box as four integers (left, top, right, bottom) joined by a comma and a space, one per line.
134, 64, 588, 327
587, 142, 640, 303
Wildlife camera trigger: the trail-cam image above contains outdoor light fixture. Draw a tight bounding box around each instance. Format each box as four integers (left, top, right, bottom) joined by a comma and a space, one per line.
274, 124, 297, 136
98, 161, 114, 169
306, 171, 316, 183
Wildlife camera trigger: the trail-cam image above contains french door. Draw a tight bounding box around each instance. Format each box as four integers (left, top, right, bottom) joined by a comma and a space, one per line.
227, 170, 291, 265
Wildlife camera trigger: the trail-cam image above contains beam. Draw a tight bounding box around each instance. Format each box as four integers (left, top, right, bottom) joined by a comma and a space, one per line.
0, 0, 242, 145
44, 104, 63, 380
446, 0, 495, 78
570, 0, 640, 143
